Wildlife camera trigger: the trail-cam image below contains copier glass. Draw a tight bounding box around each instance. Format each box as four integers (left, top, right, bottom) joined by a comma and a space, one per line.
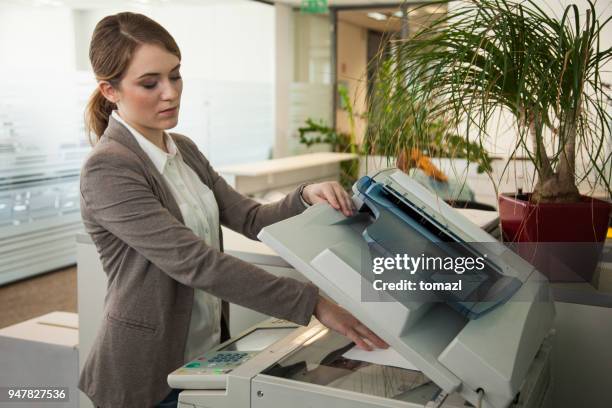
168, 170, 555, 408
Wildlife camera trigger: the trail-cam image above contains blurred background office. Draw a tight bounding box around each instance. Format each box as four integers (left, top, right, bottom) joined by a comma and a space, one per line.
1, 0, 611, 326
0, 1, 610, 407
0, 0, 278, 299
0, 0, 451, 320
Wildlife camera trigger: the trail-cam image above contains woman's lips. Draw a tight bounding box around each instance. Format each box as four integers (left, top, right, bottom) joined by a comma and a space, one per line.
159, 106, 178, 116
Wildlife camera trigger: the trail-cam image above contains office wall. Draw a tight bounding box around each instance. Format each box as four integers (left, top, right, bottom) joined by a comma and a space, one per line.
293, 13, 332, 85
289, 12, 333, 156
0, 4, 87, 285
274, 3, 293, 158
274, 9, 333, 157
0, 5, 75, 72
71, 2, 276, 166
335, 20, 368, 145
72, 3, 273, 84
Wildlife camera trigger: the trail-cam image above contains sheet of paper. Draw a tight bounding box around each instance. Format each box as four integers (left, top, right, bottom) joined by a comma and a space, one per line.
456, 208, 499, 229
342, 345, 419, 372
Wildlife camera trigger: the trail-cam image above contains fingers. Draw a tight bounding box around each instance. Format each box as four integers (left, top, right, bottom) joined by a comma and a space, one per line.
322, 182, 353, 217
330, 182, 355, 217
353, 323, 389, 349
322, 183, 342, 211
308, 182, 355, 217
345, 326, 373, 351
315, 298, 388, 352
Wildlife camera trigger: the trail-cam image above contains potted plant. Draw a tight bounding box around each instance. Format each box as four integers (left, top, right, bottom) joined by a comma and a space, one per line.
366, 57, 494, 204
366, 0, 612, 281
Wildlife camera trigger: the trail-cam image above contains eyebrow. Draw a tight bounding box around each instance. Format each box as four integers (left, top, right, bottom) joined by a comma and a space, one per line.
137, 64, 181, 79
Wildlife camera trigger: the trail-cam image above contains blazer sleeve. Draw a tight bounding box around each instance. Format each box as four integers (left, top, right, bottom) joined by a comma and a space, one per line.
80, 153, 318, 326
183, 138, 308, 240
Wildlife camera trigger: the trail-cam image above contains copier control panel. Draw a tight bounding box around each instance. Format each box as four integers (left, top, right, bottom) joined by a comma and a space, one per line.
169, 319, 298, 389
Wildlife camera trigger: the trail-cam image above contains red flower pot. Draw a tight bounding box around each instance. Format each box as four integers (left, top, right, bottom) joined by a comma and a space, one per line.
498, 193, 611, 282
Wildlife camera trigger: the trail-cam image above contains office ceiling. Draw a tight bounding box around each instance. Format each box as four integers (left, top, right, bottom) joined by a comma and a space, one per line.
8, 0, 434, 10
272, 0, 445, 7
273, 0, 404, 6
5, 0, 246, 9
337, 3, 446, 33
338, 7, 402, 32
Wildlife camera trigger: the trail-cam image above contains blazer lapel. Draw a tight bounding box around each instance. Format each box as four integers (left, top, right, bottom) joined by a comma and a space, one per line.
173, 140, 213, 190
102, 115, 185, 224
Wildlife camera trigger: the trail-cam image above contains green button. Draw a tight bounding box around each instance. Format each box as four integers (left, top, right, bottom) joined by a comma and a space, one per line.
186, 362, 201, 368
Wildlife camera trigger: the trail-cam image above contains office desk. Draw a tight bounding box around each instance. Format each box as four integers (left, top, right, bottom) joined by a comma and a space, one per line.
217, 152, 358, 196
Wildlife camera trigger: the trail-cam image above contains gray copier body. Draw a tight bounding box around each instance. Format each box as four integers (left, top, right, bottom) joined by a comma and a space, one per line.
169, 170, 555, 408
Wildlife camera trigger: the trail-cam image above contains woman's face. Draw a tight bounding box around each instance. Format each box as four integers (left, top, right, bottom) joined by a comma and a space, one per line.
102, 43, 182, 136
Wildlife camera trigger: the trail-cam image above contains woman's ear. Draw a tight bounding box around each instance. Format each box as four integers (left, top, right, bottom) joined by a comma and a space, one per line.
98, 81, 119, 104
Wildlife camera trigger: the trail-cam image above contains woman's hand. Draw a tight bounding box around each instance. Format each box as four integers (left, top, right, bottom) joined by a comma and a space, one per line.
301, 181, 356, 217
314, 295, 389, 351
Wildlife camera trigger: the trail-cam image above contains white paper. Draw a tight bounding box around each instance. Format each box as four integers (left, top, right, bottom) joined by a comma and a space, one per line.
342, 345, 419, 371
456, 208, 499, 229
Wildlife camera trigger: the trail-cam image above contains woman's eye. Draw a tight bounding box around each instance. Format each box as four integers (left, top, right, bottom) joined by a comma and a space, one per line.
142, 82, 157, 89
170, 75, 182, 81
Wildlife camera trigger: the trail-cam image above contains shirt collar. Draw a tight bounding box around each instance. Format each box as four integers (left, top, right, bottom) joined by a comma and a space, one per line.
111, 110, 178, 174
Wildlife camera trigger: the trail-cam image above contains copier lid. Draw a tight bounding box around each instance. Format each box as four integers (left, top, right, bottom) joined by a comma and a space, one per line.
353, 173, 523, 319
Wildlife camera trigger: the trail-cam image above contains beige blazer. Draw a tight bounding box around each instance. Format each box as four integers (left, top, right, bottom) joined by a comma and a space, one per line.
78, 116, 319, 408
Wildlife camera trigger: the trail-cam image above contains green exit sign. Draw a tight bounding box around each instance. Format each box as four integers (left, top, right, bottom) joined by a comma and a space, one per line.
301, 0, 328, 14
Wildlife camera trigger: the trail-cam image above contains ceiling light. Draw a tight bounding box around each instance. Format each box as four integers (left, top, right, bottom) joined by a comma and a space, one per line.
33, 0, 63, 6
367, 12, 388, 21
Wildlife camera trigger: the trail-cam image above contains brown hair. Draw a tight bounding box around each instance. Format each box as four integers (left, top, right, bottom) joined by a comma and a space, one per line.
85, 12, 181, 144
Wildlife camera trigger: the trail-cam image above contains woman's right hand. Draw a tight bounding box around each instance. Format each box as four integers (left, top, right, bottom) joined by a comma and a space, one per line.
313, 295, 389, 351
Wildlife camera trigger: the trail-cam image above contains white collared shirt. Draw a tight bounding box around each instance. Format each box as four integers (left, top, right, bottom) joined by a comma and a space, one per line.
111, 111, 221, 363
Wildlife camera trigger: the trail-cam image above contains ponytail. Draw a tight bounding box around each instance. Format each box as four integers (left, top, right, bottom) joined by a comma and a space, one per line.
85, 88, 116, 145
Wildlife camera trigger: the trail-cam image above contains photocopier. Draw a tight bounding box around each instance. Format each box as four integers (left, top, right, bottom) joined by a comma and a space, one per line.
168, 169, 555, 408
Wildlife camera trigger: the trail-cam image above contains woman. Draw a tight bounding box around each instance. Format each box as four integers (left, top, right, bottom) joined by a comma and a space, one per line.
79, 12, 387, 408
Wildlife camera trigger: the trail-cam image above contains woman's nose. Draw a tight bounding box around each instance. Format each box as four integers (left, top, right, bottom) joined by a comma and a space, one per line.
161, 80, 180, 100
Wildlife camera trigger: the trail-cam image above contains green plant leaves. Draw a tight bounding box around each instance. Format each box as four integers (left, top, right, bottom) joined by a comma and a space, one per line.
365, 0, 611, 201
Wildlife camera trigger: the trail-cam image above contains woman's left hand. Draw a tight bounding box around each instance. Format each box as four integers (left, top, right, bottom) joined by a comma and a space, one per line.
302, 181, 356, 217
